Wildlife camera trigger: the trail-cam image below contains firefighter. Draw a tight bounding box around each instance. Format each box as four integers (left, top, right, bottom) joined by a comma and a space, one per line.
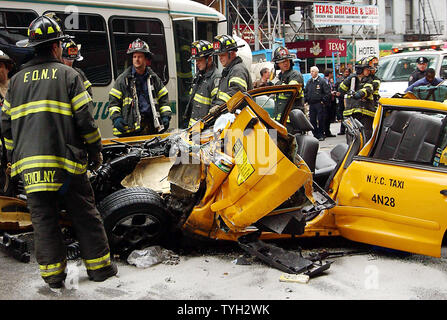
210, 34, 252, 114
272, 46, 305, 112
108, 38, 171, 136
0, 50, 14, 102
408, 56, 429, 86
61, 39, 93, 98
339, 59, 375, 141
364, 56, 381, 106
2, 15, 117, 289
184, 40, 221, 126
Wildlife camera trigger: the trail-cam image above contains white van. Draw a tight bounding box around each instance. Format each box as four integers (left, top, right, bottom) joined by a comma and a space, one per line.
377, 50, 447, 98
0, 0, 226, 137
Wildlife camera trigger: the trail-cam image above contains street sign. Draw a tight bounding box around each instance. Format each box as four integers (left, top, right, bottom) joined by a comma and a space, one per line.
355, 40, 379, 61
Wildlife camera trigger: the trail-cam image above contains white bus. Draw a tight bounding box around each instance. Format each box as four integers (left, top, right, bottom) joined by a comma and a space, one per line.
0, 0, 226, 137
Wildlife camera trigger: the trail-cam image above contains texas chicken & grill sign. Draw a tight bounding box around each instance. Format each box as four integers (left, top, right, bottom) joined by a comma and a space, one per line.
313, 2, 379, 26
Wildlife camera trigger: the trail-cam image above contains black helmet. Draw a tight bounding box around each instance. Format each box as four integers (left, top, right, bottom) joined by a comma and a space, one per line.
0, 49, 14, 65
61, 39, 83, 61
364, 55, 379, 71
355, 58, 369, 75
127, 38, 153, 59
190, 40, 214, 61
212, 35, 244, 54
272, 46, 294, 63
16, 15, 72, 47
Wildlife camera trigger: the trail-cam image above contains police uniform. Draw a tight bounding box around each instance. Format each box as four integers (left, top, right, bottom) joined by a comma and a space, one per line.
304, 75, 331, 140
408, 57, 429, 86
212, 35, 253, 106
186, 40, 221, 126
2, 15, 116, 288
109, 39, 171, 137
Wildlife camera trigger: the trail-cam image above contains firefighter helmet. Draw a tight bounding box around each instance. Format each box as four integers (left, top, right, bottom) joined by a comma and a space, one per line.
127, 38, 153, 59
272, 46, 294, 63
0, 50, 14, 65
16, 15, 72, 47
355, 59, 369, 75
364, 56, 379, 71
190, 40, 214, 60
212, 35, 244, 54
61, 39, 83, 61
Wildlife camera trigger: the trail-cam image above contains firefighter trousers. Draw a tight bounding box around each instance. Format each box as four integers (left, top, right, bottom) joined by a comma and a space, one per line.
26, 173, 114, 285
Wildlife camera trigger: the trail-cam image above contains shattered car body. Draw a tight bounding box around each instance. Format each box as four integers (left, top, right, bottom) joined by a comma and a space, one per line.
2, 85, 447, 266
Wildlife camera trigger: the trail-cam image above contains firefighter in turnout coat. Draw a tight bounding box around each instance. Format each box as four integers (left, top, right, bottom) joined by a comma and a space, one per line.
2, 15, 117, 289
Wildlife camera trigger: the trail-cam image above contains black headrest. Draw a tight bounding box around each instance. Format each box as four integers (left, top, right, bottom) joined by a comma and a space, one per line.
289, 109, 314, 133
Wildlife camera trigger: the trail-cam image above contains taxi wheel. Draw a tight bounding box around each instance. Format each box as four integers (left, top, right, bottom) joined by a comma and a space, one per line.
98, 187, 171, 257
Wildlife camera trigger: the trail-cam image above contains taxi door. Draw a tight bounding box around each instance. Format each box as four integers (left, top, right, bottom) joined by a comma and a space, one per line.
332, 107, 447, 257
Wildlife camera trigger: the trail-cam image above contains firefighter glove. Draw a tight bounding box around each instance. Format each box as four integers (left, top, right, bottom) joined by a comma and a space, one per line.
113, 117, 126, 132
209, 105, 220, 116
88, 152, 103, 171
161, 115, 170, 128
353, 91, 363, 100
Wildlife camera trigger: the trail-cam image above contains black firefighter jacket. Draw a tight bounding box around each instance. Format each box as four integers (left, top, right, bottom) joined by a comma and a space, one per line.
188, 65, 221, 124
338, 74, 375, 118
108, 66, 171, 136
212, 56, 253, 105
1, 56, 101, 194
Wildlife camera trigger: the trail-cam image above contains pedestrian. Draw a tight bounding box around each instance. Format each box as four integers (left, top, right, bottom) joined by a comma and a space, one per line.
334, 68, 351, 135
108, 38, 171, 136
2, 15, 117, 289
210, 34, 252, 114
405, 68, 442, 93
339, 59, 375, 140
61, 39, 93, 98
323, 68, 336, 138
184, 40, 221, 126
253, 67, 273, 88
272, 46, 305, 112
304, 66, 331, 141
408, 56, 429, 86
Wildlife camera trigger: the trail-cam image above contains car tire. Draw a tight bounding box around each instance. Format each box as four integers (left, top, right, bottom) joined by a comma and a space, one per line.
98, 187, 170, 257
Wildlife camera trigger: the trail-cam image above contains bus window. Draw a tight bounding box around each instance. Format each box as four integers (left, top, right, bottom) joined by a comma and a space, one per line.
0, 9, 37, 44
44, 12, 112, 86
197, 21, 217, 43
173, 18, 194, 128
109, 17, 168, 84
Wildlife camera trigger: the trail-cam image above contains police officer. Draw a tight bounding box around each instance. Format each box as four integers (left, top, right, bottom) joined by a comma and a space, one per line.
210, 35, 252, 114
109, 38, 171, 136
339, 59, 375, 140
184, 40, 221, 126
2, 15, 116, 289
304, 66, 331, 141
61, 39, 93, 98
408, 57, 429, 86
272, 46, 305, 112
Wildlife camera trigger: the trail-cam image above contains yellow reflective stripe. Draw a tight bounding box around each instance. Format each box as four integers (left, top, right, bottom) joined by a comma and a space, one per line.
84, 252, 111, 270
113, 124, 140, 135
157, 87, 168, 100
123, 97, 133, 106
343, 108, 376, 117
11, 100, 72, 120
211, 88, 218, 97
109, 106, 121, 115
109, 88, 122, 99
229, 77, 247, 90
39, 260, 67, 278
71, 91, 92, 111
340, 82, 349, 91
288, 80, 299, 85
218, 91, 231, 103
278, 93, 289, 100
189, 118, 197, 126
11, 155, 87, 177
25, 183, 63, 193
3, 99, 10, 109
193, 93, 212, 105
83, 128, 101, 144
84, 80, 92, 89
159, 105, 171, 113
4, 137, 13, 151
